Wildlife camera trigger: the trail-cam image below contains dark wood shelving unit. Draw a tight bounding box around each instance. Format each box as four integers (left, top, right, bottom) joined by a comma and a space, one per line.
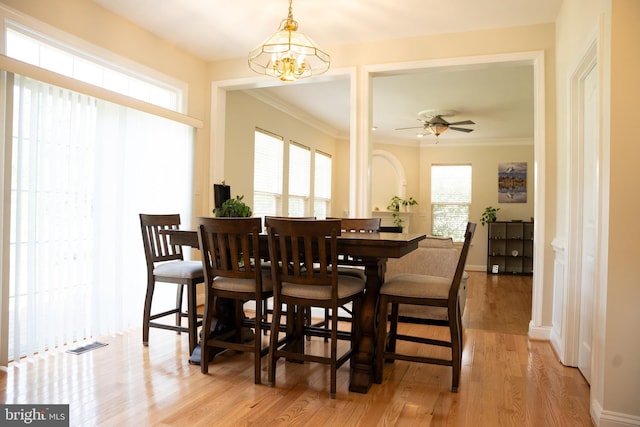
487, 221, 534, 275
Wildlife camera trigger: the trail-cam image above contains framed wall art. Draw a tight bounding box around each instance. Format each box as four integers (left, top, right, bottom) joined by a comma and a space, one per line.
498, 162, 527, 203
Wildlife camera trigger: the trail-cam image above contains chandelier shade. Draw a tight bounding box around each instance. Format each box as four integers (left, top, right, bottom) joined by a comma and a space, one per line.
248, 0, 330, 81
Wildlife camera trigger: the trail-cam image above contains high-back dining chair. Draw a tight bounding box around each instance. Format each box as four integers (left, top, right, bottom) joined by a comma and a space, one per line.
196, 216, 272, 383
139, 213, 204, 354
321, 217, 381, 330
261, 216, 316, 328
333, 217, 381, 278
374, 222, 476, 392
265, 218, 366, 398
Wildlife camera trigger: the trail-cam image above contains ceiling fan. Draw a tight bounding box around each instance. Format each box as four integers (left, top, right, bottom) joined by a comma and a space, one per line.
395, 109, 475, 138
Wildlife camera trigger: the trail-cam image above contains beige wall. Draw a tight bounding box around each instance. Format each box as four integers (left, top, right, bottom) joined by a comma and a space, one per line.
604, 0, 640, 418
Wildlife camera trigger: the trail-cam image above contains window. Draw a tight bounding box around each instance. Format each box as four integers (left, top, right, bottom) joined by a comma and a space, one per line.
431, 165, 472, 242
1, 18, 195, 363
314, 151, 332, 219
5, 25, 184, 112
6, 75, 194, 362
288, 142, 310, 216
253, 130, 283, 219
252, 130, 330, 220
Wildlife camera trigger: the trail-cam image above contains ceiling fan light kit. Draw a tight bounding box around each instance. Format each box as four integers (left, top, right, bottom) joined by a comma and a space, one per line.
248, 0, 330, 82
396, 109, 475, 140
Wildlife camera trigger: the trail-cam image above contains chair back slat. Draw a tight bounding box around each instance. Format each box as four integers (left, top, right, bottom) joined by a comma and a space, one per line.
197, 217, 263, 282
266, 218, 341, 289
139, 214, 184, 265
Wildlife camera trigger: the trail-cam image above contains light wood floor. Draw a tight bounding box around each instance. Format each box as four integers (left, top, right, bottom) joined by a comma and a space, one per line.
0, 272, 593, 426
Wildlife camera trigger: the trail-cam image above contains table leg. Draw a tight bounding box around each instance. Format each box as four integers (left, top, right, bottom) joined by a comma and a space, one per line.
349, 257, 386, 393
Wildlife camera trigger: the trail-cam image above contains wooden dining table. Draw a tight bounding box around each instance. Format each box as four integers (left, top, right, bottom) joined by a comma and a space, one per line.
165, 228, 425, 394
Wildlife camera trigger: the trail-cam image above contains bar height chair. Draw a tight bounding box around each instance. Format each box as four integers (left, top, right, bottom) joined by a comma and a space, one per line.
196, 216, 273, 383
139, 213, 205, 355
265, 218, 366, 398
374, 222, 476, 392
322, 217, 381, 328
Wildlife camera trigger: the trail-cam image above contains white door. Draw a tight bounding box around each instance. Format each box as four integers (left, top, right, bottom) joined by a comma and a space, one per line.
578, 64, 598, 383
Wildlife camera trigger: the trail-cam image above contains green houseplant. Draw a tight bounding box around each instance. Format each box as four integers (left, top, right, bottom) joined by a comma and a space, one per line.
215, 195, 252, 217
387, 196, 418, 228
481, 206, 500, 226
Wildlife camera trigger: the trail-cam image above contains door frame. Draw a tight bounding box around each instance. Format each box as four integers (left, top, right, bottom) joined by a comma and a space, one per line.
565, 36, 600, 367
362, 51, 547, 337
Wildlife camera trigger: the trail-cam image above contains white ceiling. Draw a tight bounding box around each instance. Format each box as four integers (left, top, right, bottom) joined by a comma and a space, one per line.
92, 0, 561, 144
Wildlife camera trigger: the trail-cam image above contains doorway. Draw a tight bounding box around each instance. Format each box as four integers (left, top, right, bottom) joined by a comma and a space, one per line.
364, 51, 546, 336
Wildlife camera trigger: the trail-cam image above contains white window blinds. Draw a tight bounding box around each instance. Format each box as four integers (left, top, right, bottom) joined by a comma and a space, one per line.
288, 143, 310, 217
314, 151, 332, 219
6, 75, 193, 362
431, 165, 472, 242
253, 130, 283, 219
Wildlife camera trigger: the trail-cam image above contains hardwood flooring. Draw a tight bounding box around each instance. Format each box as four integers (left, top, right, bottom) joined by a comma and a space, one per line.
0, 272, 593, 426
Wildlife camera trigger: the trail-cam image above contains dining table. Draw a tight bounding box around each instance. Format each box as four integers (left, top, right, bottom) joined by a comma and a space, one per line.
165, 227, 425, 394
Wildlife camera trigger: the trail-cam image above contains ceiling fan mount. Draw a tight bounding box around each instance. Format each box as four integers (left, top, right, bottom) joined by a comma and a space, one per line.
396, 109, 475, 137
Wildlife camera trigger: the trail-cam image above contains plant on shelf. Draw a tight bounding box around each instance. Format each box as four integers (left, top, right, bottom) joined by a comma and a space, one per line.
387, 195, 418, 228
481, 206, 500, 226
215, 195, 252, 217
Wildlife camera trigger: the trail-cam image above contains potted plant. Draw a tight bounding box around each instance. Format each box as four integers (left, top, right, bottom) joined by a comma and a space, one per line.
215, 195, 252, 217
387, 196, 418, 228
481, 206, 500, 226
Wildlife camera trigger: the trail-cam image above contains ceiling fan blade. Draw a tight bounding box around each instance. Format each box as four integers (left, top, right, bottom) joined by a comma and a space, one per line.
448, 120, 475, 126
395, 126, 424, 130
449, 127, 474, 133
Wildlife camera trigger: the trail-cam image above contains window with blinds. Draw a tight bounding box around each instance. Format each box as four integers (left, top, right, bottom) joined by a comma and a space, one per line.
253, 130, 283, 219
314, 151, 332, 218
288, 142, 310, 217
431, 164, 472, 242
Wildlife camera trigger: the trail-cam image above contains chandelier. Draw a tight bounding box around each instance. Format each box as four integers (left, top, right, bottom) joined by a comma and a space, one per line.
248, 0, 330, 82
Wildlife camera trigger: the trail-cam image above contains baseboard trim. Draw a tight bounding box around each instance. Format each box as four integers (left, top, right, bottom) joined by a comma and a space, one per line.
593, 399, 640, 427
528, 322, 552, 340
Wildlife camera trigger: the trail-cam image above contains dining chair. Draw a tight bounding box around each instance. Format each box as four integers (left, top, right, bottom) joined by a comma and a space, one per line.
139, 213, 205, 355
265, 217, 366, 398
374, 222, 476, 392
320, 217, 381, 331
196, 216, 272, 383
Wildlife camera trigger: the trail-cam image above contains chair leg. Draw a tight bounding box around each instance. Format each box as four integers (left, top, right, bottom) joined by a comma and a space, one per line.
200, 294, 214, 375
329, 304, 338, 399
263, 299, 270, 335
450, 305, 462, 392
176, 283, 185, 334
387, 303, 399, 355
254, 297, 263, 385
142, 279, 155, 346
267, 299, 282, 387
186, 283, 198, 355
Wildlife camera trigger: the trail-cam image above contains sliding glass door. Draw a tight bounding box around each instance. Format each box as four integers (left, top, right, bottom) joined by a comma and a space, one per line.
5, 74, 194, 362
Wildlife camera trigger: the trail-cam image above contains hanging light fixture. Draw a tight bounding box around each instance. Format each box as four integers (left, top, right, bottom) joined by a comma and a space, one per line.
248, 0, 330, 82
